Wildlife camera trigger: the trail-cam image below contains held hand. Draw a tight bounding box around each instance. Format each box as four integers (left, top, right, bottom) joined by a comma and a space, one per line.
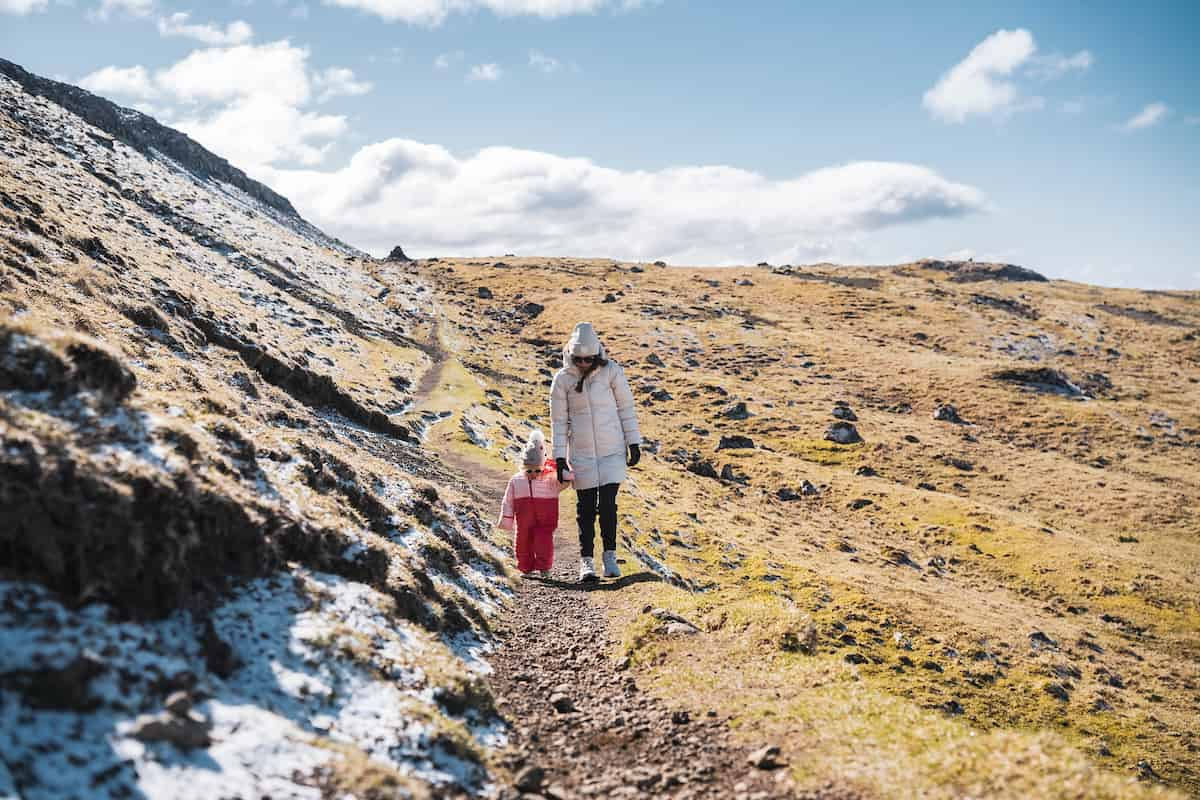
556, 457, 568, 483
627, 443, 641, 467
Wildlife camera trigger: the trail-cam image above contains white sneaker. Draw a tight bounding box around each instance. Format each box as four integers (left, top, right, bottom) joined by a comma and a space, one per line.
539, 570, 551, 578
602, 551, 621, 578
579, 557, 597, 582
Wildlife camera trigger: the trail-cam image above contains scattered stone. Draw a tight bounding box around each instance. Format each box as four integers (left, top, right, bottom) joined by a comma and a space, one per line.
1043, 682, 1071, 702
824, 421, 862, 444
129, 710, 212, 750
831, 405, 857, 421
1029, 631, 1058, 651
844, 652, 868, 665
747, 745, 785, 770
550, 693, 576, 713
601, 293, 618, 303
671, 710, 690, 725
686, 459, 719, 479
477, 286, 494, 299
855, 466, 877, 477
163, 691, 193, 716
719, 401, 751, 420
940, 700, 965, 715
933, 404, 964, 423
645, 353, 665, 367
720, 463, 748, 483
799, 480, 818, 496
515, 765, 546, 793
848, 498, 873, 510
716, 435, 754, 450
521, 302, 545, 318
777, 486, 801, 501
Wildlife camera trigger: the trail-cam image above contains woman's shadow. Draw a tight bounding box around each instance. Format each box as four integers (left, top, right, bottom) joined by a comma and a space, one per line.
535, 570, 662, 592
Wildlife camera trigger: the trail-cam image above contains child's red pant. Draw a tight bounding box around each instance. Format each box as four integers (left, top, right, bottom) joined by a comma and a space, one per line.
515, 524, 554, 573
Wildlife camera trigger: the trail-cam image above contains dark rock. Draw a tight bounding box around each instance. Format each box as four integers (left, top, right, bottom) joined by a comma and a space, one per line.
1043, 682, 1071, 702
916, 259, 1047, 283
824, 421, 862, 444
686, 459, 719, 479
131, 711, 211, 750
800, 480, 818, 496
601, 293, 618, 303
163, 691, 193, 716
719, 401, 751, 420
777, 487, 801, 501
831, 405, 857, 421
521, 302, 545, 318
855, 466, 877, 477
844, 653, 868, 665
993, 367, 1086, 397
716, 435, 754, 450
720, 464, 747, 483
1029, 631, 1058, 651
645, 353, 664, 367
550, 693, 576, 713
848, 498, 873, 510
515, 765, 545, 793
19, 655, 105, 711
671, 710, 690, 725
385, 246, 411, 262
932, 404, 964, 423
477, 286, 494, 299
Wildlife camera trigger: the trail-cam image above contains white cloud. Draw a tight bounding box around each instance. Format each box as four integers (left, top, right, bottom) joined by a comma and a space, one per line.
313, 67, 373, 102
79, 65, 158, 99
157, 12, 254, 45
1124, 102, 1169, 131
434, 50, 463, 69
1028, 49, 1093, 79
923, 28, 1039, 123
529, 50, 561, 73
467, 63, 502, 81
324, 0, 627, 26
79, 41, 356, 172
0, 0, 48, 15
262, 141, 988, 264
92, 0, 155, 20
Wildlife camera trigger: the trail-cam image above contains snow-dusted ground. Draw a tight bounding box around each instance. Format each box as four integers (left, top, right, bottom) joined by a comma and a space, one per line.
0, 73, 514, 800
0, 570, 503, 800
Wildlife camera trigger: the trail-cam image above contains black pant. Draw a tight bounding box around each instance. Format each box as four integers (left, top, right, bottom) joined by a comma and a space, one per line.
577, 483, 619, 558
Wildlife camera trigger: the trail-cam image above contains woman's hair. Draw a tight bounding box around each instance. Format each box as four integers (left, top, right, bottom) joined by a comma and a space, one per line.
574, 354, 608, 392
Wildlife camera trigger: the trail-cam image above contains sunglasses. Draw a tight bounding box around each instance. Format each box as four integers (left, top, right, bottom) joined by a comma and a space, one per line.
571, 355, 595, 364
523, 467, 542, 476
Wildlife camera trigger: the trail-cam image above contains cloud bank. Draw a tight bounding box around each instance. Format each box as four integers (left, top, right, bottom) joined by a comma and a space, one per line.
262, 142, 988, 263
1124, 102, 1169, 131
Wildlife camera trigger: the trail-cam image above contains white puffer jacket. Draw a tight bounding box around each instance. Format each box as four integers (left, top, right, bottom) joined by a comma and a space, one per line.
550, 336, 641, 462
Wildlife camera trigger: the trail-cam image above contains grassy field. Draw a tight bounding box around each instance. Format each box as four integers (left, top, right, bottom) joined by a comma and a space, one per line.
419, 256, 1199, 798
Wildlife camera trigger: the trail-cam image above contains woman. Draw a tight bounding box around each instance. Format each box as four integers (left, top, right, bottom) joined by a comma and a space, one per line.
550, 322, 642, 582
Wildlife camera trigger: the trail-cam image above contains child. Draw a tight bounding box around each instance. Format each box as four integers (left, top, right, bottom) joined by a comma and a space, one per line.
497, 430, 571, 577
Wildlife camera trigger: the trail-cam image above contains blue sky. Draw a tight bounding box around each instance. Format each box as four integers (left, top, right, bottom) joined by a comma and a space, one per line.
2, 0, 1198, 288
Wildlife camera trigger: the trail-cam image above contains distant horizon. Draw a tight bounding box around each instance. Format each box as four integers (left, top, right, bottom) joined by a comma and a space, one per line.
2, 0, 1197, 290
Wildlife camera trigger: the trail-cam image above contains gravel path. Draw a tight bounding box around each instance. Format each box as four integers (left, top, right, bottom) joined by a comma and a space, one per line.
484, 510, 818, 799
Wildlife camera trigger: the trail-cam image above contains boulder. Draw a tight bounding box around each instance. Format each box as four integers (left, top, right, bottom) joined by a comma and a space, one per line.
385, 245, 411, 262
477, 286, 494, 299
824, 421, 862, 444
933, 404, 964, 423
716, 435, 754, 450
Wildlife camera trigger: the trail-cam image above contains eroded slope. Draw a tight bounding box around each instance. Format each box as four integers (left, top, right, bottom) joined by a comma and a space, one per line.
0, 73, 508, 799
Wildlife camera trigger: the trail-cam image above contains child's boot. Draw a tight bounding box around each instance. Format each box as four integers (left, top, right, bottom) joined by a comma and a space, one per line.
602, 550, 621, 578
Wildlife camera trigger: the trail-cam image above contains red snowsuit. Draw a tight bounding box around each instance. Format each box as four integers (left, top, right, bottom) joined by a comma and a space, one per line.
497, 458, 570, 573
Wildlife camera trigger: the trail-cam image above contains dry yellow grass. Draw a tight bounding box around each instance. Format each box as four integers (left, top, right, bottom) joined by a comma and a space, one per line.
418, 256, 1199, 798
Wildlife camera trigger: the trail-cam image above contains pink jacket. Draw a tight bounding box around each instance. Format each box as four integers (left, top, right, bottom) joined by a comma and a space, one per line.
497, 459, 571, 532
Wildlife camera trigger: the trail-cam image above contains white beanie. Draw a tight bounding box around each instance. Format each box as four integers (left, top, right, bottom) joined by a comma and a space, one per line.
521, 429, 546, 467
567, 322, 601, 357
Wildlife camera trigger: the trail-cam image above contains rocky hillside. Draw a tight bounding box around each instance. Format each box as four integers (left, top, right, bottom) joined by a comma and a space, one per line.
3, 58, 1199, 800
0, 68, 509, 799
417, 256, 1199, 798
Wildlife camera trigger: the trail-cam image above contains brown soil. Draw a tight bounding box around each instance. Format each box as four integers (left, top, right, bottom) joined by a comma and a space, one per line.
486, 517, 849, 800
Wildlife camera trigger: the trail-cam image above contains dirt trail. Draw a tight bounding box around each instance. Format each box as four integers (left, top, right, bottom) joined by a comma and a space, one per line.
407, 323, 824, 799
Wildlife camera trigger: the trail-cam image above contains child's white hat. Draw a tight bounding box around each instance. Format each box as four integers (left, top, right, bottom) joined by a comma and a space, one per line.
521, 429, 546, 467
